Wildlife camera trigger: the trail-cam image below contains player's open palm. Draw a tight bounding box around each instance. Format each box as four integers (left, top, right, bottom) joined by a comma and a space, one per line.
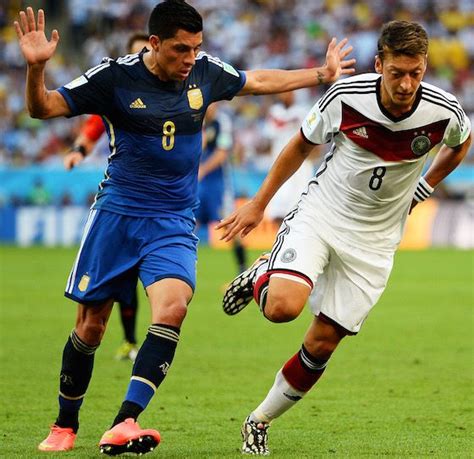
216, 200, 264, 242
323, 38, 356, 83
14, 7, 59, 65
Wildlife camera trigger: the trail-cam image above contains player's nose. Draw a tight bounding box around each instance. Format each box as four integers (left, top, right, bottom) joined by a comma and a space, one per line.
183, 50, 196, 66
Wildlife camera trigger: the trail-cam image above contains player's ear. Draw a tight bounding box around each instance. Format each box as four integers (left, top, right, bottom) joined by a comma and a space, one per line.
149, 35, 161, 52
374, 55, 382, 74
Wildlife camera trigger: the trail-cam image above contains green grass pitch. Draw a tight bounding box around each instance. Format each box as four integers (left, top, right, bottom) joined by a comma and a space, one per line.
0, 246, 472, 458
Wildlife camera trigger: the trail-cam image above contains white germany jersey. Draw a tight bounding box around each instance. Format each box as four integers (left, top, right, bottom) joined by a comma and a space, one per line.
300, 73, 471, 252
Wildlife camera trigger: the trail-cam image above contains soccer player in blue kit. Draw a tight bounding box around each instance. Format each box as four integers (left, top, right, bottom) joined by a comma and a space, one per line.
197, 102, 248, 274
14, 1, 355, 455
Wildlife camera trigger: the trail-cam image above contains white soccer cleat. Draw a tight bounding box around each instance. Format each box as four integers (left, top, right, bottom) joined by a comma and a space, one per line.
241, 416, 270, 455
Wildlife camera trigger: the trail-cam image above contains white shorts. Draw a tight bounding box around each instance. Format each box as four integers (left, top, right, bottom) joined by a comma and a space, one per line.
267, 206, 395, 333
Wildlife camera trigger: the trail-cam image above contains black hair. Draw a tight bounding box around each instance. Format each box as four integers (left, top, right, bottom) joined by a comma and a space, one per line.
148, 0, 203, 40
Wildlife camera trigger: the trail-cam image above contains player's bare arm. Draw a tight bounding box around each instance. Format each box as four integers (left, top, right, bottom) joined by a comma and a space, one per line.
217, 132, 317, 241
14, 7, 70, 119
424, 134, 471, 187
238, 38, 356, 96
410, 134, 471, 212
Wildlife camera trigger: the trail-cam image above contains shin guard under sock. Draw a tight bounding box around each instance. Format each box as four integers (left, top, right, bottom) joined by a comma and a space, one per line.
56, 330, 99, 432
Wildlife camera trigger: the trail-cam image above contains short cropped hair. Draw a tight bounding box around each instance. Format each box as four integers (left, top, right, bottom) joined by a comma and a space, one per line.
126, 32, 149, 53
148, 0, 203, 40
377, 21, 428, 60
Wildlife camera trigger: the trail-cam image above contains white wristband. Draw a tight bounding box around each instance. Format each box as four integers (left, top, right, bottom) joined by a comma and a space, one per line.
413, 176, 434, 203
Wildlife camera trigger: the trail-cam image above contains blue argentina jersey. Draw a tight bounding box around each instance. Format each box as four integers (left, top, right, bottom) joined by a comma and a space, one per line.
58, 50, 246, 217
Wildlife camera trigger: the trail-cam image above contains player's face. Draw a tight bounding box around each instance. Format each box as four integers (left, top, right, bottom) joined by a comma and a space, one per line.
376, 53, 427, 114
152, 29, 202, 81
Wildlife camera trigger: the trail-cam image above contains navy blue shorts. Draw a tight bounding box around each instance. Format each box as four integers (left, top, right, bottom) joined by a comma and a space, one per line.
65, 209, 198, 305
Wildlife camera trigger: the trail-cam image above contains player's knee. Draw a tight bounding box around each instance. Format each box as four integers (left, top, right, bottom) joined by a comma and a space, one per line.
264, 292, 301, 323
76, 319, 106, 345
152, 300, 188, 326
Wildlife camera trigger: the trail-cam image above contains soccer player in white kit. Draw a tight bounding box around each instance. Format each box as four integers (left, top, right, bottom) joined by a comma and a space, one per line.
218, 21, 471, 455
263, 91, 315, 225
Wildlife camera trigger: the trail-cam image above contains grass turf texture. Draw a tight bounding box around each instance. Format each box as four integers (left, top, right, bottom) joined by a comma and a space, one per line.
0, 246, 472, 458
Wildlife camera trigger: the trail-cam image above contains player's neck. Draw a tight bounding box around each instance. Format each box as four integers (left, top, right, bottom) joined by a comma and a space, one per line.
380, 85, 416, 118
143, 52, 171, 82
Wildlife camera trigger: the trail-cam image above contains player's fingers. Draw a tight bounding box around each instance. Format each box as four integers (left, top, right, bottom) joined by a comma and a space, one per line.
37, 9, 44, 31
51, 29, 59, 43
221, 219, 242, 241
334, 37, 348, 51
215, 215, 234, 230
13, 21, 23, 39
223, 226, 241, 242
341, 58, 356, 67
241, 225, 255, 238
340, 45, 353, 58
26, 7, 36, 32
326, 37, 337, 51
19, 11, 29, 33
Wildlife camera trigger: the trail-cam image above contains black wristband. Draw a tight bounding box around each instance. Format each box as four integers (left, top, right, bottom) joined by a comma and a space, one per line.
71, 144, 87, 157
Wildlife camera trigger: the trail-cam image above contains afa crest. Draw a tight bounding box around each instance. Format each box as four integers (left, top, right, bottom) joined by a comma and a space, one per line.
187, 88, 203, 110
78, 274, 90, 292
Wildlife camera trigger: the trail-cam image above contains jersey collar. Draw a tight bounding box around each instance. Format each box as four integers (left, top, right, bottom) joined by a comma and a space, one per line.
376, 76, 422, 123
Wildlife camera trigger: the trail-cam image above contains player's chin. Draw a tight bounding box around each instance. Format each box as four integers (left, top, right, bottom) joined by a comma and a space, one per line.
395, 93, 414, 102
176, 70, 191, 80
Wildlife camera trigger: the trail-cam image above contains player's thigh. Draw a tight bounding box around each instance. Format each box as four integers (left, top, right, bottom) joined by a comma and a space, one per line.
146, 278, 193, 324
267, 276, 311, 318
311, 244, 394, 334
65, 209, 140, 306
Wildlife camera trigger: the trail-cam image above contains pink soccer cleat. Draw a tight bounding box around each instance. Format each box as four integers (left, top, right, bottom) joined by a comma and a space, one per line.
99, 418, 161, 456
38, 425, 76, 452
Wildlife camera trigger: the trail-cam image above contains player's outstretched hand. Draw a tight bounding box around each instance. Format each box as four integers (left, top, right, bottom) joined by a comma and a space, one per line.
215, 200, 265, 242
13, 7, 59, 65
63, 152, 84, 171
320, 38, 356, 84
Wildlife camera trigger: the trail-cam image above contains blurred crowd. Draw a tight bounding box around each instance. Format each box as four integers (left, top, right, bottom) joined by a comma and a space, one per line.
0, 0, 473, 177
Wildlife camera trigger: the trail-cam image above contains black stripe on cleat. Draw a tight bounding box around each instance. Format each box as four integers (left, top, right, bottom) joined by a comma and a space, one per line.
100, 435, 159, 456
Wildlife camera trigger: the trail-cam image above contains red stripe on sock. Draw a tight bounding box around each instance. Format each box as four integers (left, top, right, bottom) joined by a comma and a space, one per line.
281, 352, 325, 392
253, 271, 271, 305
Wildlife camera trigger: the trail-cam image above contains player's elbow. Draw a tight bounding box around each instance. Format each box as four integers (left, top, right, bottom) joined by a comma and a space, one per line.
27, 103, 53, 119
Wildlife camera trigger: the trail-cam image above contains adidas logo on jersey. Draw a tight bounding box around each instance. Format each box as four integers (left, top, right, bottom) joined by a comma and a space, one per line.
129, 98, 146, 109
352, 126, 368, 138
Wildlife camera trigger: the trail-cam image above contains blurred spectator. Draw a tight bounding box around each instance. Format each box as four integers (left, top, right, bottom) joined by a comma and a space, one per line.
0, 0, 472, 204
27, 179, 52, 206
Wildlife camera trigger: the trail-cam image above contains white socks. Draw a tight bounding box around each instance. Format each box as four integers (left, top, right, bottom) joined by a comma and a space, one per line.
249, 369, 306, 424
